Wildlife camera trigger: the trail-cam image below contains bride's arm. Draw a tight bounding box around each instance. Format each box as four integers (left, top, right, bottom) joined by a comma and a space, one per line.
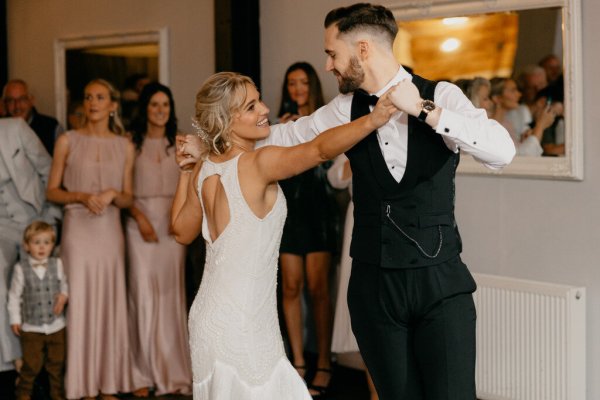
254, 90, 397, 184
170, 161, 203, 245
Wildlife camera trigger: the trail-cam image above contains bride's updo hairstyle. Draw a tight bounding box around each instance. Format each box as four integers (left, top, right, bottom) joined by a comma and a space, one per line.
194, 72, 255, 156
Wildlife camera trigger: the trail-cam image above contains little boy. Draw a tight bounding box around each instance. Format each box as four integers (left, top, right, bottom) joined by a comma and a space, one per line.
7, 221, 68, 400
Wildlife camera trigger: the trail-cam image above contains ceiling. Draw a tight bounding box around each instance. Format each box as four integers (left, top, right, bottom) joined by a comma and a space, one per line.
394, 12, 518, 80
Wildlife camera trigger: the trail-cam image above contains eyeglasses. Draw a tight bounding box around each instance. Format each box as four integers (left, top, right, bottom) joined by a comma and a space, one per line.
4, 96, 31, 105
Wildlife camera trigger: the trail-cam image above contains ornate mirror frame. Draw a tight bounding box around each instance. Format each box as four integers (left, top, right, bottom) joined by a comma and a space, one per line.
53, 28, 170, 129
390, 0, 583, 180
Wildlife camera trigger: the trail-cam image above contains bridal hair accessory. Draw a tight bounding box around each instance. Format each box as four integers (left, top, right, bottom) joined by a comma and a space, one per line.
191, 117, 210, 142
191, 117, 227, 155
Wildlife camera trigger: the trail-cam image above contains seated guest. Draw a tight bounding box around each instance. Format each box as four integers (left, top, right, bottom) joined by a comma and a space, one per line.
3, 79, 63, 156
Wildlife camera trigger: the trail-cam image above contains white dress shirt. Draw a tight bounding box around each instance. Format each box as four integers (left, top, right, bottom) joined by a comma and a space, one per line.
327, 154, 352, 195
263, 66, 515, 182
7, 257, 68, 334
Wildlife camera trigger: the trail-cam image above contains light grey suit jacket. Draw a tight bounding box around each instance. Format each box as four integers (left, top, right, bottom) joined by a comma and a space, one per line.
0, 118, 63, 367
0, 117, 62, 227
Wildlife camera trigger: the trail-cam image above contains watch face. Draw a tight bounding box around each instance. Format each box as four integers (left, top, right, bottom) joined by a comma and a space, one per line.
422, 100, 436, 112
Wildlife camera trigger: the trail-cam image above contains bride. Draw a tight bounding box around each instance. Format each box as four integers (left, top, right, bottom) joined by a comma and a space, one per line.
170, 71, 397, 399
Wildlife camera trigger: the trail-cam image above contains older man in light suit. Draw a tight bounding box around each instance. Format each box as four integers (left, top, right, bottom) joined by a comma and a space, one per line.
0, 118, 61, 391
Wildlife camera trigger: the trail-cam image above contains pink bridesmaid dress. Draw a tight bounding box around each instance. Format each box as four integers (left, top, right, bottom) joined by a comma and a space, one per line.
126, 137, 192, 395
61, 131, 133, 398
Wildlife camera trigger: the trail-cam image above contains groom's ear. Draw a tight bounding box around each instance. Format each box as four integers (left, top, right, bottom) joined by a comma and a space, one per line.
357, 40, 370, 60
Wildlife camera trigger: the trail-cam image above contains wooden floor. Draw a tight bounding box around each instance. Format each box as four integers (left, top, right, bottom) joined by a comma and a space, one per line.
119, 364, 371, 400
0, 363, 371, 400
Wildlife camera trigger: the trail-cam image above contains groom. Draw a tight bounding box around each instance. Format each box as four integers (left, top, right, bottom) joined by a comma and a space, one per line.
265, 3, 515, 399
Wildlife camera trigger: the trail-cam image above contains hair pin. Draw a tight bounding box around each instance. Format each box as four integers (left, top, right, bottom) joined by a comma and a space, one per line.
191, 117, 210, 143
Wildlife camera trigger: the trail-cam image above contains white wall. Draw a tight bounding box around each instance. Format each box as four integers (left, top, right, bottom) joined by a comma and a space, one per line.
261, 0, 599, 398
6, 0, 215, 133
7, 0, 598, 396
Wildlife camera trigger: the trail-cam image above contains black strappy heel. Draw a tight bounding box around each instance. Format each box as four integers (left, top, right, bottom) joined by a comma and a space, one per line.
309, 367, 332, 398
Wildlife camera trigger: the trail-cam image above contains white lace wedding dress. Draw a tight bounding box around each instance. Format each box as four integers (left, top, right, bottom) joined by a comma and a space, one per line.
188, 154, 311, 399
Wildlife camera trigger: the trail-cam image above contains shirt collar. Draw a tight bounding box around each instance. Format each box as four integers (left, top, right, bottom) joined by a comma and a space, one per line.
373, 66, 412, 97
29, 256, 48, 266
26, 108, 37, 125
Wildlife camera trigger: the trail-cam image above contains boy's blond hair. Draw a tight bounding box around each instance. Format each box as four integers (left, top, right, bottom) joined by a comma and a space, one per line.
23, 221, 56, 244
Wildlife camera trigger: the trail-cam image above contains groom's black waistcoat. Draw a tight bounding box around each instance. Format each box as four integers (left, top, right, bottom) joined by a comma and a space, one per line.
346, 75, 462, 269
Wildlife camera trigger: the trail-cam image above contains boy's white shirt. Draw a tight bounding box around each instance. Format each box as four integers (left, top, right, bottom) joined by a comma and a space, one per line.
7, 256, 68, 334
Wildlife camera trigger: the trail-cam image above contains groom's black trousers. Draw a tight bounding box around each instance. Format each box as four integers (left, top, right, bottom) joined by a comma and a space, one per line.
348, 256, 477, 400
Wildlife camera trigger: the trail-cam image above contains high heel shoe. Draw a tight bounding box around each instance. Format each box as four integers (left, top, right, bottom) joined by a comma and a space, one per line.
308, 367, 332, 399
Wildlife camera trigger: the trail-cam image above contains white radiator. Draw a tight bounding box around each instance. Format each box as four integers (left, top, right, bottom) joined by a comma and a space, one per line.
472, 273, 586, 400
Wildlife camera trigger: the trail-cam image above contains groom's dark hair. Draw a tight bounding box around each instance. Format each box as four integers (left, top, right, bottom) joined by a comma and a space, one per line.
324, 3, 398, 46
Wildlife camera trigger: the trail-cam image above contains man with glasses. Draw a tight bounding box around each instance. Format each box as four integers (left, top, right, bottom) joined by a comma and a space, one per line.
3, 80, 63, 156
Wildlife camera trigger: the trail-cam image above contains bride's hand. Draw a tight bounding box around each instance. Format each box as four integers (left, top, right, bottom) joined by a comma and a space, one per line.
182, 134, 203, 160
387, 79, 421, 117
176, 135, 203, 170
368, 88, 399, 129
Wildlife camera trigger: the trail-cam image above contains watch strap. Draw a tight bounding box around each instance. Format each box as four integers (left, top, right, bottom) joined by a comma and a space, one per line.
417, 100, 436, 122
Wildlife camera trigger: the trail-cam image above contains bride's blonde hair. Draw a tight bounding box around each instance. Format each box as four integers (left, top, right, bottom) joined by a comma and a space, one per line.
194, 72, 255, 156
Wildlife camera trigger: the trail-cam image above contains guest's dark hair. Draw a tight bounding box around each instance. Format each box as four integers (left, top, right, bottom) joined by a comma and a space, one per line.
535, 79, 564, 103
324, 3, 398, 46
278, 62, 325, 118
130, 82, 178, 151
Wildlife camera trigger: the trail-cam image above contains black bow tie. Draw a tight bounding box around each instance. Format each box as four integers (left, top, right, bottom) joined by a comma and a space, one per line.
355, 89, 379, 107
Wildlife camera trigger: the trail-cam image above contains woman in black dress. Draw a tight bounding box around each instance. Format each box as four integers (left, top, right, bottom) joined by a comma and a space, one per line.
278, 62, 338, 398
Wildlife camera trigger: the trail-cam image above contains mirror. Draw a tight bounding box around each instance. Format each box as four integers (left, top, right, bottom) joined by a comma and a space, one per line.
390, 0, 583, 180
54, 28, 170, 131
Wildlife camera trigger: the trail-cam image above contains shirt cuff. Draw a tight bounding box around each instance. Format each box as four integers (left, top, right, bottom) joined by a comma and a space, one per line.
435, 108, 461, 137
9, 313, 21, 325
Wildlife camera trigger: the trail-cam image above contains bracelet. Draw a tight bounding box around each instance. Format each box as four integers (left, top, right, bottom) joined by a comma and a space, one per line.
179, 167, 193, 174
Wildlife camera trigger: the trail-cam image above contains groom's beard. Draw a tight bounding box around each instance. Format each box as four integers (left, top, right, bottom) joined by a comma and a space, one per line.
335, 56, 365, 94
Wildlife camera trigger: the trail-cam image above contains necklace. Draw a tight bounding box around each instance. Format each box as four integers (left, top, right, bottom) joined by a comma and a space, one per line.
231, 141, 251, 152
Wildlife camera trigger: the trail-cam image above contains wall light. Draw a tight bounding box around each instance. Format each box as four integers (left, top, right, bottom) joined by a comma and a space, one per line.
443, 17, 468, 25
441, 38, 461, 52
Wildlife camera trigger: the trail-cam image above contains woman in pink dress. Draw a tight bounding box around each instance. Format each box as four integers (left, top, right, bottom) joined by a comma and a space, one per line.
126, 82, 192, 396
47, 79, 135, 399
